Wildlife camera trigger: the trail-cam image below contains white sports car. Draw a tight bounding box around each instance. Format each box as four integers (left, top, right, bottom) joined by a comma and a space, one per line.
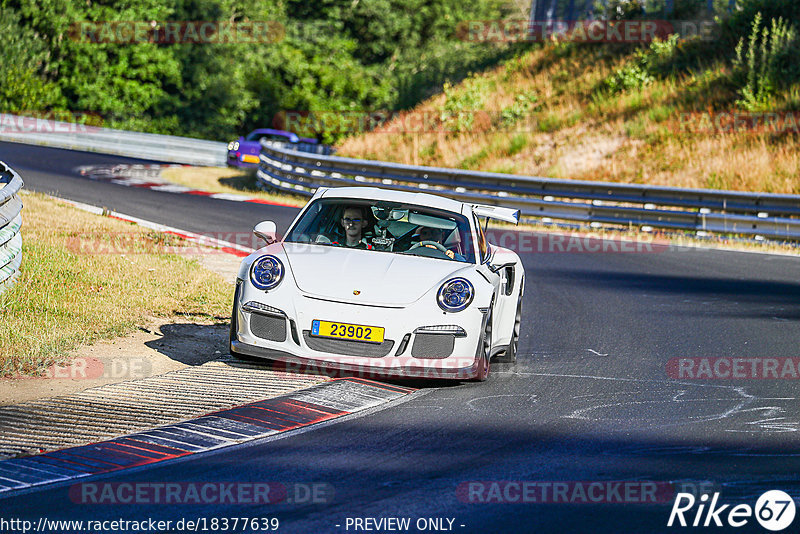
230, 186, 524, 381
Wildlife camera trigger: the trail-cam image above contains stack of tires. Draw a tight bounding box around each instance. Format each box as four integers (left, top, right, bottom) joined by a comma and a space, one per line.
0, 162, 23, 294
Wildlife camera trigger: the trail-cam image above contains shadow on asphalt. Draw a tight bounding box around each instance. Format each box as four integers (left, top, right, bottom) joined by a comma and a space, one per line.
143, 322, 230, 366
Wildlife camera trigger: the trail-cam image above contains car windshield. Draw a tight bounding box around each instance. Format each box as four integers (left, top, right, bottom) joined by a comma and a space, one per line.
285, 199, 475, 263
246, 131, 293, 142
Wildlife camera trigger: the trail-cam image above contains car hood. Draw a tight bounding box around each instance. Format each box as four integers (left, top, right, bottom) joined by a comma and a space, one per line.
281, 242, 467, 306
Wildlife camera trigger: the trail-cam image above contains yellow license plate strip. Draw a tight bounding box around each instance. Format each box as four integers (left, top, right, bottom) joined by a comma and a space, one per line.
311, 320, 384, 343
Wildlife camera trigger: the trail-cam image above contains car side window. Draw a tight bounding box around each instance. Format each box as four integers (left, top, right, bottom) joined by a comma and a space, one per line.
474, 215, 488, 263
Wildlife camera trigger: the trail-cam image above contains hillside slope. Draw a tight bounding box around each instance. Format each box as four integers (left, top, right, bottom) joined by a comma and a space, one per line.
337, 10, 800, 194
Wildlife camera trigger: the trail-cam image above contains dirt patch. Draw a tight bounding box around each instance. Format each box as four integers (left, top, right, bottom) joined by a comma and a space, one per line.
554, 134, 628, 176
187, 251, 243, 284
0, 318, 230, 406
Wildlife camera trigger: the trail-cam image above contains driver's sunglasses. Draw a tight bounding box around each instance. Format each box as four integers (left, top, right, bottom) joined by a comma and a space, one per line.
342, 218, 362, 225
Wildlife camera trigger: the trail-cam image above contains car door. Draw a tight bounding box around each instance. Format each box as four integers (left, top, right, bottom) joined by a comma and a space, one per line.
473, 214, 503, 351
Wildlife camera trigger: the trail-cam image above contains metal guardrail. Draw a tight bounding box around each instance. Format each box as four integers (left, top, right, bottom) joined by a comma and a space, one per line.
0, 114, 227, 166
293, 142, 335, 156
0, 162, 23, 294
257, 140, 800, 241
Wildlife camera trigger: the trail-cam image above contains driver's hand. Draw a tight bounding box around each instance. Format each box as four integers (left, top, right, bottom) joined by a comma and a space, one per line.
424, 244, 455, 259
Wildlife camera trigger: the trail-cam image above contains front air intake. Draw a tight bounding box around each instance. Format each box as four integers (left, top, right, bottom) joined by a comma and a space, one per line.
411, 333, 455, 359
250, 313, 287, 342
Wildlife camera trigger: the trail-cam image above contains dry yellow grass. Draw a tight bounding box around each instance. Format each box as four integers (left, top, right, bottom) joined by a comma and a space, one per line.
337, 42, 800, 194
0, 192, 233, 376
160, 166, 307, 206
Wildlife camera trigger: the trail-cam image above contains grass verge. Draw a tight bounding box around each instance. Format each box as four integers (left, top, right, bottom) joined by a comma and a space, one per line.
0, 192, 233, 376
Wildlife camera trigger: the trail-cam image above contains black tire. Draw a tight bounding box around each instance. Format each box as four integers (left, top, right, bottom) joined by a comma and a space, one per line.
497, 295, 522, 363
228, 283, 241, 354
471, 309, 492, 382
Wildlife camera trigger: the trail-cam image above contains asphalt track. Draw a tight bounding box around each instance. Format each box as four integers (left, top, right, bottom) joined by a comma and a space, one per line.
2, 140, 800, 533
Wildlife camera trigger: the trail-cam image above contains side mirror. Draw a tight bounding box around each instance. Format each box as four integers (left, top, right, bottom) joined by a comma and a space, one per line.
488, 249, 513, 273
254, 220, 278, 245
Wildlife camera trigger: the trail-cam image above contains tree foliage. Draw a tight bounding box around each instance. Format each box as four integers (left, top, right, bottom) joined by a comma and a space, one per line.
1, 0, 513, 141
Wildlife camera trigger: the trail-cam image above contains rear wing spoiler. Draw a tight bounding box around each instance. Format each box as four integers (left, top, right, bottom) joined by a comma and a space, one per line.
472, 204, 520, 225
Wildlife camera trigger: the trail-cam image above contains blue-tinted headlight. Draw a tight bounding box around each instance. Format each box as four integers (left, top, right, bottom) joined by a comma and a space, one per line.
437, 277, 474, 312
250, 255, 284, 290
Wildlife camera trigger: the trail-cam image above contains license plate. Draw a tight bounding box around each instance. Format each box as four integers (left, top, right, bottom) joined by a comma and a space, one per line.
241, 154, 260, 163
311, 320, 384, 343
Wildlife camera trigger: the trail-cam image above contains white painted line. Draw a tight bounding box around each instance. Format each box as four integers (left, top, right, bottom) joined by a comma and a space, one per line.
149, 184, 193, 193
209, 193, 250, 202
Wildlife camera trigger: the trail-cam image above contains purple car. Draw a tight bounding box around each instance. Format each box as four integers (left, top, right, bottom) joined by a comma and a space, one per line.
227, 129, 318, 167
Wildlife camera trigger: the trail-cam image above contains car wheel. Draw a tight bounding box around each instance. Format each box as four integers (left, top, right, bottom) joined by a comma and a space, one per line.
228, 283, 241, 354
229, 284, 261, 362
497, 295, 522, 363
471, 309, 492, 382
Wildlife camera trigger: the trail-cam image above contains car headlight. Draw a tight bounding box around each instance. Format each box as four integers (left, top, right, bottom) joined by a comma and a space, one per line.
227, 142, 234, 150
250, 255, 284, 291
437, 277, 474, 312
233, 141, 240, 150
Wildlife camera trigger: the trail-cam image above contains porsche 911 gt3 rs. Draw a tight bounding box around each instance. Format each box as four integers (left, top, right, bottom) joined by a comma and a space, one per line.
230, 186, 524, 381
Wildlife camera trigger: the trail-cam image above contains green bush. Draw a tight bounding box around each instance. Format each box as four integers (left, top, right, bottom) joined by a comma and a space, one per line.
505, 133, 528, 155
603, 35, 680, 94
733, 13, 799, 111
0, 6, 63, 112
440, 78, 488, 133
499, 91, 538, 128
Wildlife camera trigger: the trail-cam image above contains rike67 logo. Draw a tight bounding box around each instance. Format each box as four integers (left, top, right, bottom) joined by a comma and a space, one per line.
668, 490, 796, 531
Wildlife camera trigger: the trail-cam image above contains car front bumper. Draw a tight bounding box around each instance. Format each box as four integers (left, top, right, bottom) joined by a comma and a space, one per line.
227, 152, 260, 167
231, 281, 487, 380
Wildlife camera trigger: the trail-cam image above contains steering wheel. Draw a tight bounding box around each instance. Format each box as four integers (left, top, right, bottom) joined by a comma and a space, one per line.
408, 240, 448, 253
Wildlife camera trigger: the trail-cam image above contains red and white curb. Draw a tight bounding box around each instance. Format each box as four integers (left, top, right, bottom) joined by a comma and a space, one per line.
76, 164, 298, 208
0, 379, 416, 495
58, 197, 256, 258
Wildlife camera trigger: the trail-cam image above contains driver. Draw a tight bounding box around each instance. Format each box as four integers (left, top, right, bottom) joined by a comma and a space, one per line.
414, 226, 462, 260
336, 206, 372, 249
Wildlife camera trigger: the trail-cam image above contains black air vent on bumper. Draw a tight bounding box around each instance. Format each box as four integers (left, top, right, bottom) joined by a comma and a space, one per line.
250, 314, 287, 342
411, 333, 455, 359
302, 331, 395, 357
